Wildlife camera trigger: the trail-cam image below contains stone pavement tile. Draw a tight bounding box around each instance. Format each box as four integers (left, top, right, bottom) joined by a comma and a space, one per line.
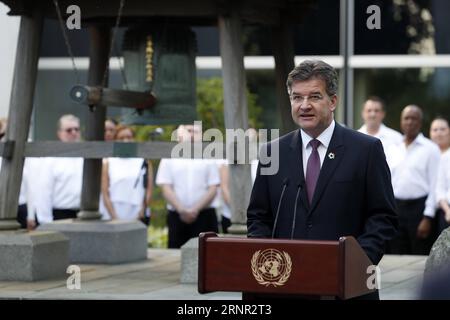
118, 264, 179, 280
0, 291, 40, 299
0, 277, 66, 293
138, 284, 241, 300
23, 279, 143, 299
71, 258, 179, 283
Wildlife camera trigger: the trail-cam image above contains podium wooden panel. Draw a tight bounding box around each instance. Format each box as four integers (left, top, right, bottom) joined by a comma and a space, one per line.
198, 233, 375, 300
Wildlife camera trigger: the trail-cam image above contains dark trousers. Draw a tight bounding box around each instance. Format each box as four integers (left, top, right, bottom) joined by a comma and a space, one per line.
221, 216, 231, 234
17, 204, 28, 229
167, 208, 218, 249
53, 209, 78, 220
389, 197, 434, 255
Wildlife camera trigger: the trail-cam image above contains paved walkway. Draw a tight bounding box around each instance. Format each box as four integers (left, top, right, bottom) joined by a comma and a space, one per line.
0, 249, 427, 300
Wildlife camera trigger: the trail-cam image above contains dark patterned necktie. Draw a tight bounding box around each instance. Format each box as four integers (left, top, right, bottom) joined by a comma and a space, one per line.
306, 139, 321, 204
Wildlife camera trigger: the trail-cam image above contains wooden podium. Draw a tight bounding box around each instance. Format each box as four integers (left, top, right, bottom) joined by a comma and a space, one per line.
198, 232, 376, 300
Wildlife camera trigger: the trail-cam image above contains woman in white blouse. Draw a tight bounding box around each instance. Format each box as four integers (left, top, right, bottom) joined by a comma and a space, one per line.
101, 126, 153, 223
432, 117, 450, 234
430, 117, 450, 154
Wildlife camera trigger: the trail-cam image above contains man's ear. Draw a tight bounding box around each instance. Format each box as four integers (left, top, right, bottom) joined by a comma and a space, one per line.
330, 95, 338, 112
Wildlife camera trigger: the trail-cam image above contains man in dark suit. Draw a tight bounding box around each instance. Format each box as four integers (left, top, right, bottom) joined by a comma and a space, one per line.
247, 60, 398, 299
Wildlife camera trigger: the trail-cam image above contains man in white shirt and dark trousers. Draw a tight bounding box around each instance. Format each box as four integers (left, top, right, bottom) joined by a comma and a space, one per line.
35, 115, 83, 224
358, 96, 402, 152
156, 125, 220, 248
386, 105, 440, 255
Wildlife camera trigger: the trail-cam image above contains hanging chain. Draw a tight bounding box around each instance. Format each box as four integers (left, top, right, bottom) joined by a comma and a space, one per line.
102, 0, 126, 88
53, 0, 128, 89
52, 0, 80, 83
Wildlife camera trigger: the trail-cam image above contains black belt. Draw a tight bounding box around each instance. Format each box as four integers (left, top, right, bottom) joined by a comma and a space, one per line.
395, 196, 427, 206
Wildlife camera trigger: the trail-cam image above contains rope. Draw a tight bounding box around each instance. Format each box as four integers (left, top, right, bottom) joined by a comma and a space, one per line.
102, 0, 126, 88
52, 0, 80, 83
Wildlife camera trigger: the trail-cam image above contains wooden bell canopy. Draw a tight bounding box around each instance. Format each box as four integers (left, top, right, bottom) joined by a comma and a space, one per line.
1, 0, 316, 125
2, 0, 316, 26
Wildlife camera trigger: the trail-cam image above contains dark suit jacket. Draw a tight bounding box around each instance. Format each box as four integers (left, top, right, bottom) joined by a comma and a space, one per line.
247, 123, 398, 265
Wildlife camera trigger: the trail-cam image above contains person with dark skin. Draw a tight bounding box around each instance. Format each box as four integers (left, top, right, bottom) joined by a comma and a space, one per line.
403, 107, 432, 238
387, 105, 440, 254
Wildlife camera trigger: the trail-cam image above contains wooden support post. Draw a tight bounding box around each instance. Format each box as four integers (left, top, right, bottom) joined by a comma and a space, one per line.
78, 25, 111, 220
0, 7, 43, 230
271, 20, 297, 135
218, 11, 252, 234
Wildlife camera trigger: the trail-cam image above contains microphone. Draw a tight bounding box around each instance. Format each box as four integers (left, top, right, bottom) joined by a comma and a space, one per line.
271, 178, 289, 239
290, 181, 304, 239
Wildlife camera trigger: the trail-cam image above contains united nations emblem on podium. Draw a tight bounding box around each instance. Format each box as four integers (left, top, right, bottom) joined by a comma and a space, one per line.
251, 249, 292, 287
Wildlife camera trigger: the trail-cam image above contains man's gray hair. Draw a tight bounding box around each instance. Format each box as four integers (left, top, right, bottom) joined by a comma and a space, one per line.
57, 114, 80, 131
286, 60, 338, 97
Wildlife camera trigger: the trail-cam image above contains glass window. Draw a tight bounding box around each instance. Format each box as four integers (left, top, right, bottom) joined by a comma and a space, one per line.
355, 0, 450, 55
353, 67, 450, 134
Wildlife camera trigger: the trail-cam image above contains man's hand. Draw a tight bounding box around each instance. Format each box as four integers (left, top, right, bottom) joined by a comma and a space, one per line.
27, 219, 36, 231
445, 208, 450, 224
417, 217, 432, 239
179, 208, 198, 224
138, 207, 145, 220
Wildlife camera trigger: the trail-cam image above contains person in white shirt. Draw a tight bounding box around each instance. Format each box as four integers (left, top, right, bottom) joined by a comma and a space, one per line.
358, 97, 403, 153
156, 124, 219, 248
432, 117, 450, 234
386, 105, 441, 255
430, 117, 450, 154
101, 126, 153, 223
436, 149, 450, 234
35, 114, 83, 223
430, 117, 450, 234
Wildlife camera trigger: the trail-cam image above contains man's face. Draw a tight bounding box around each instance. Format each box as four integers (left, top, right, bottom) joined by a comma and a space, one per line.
290, 79, 337, 138
104, 120, 116, 141
57, 119, 80, 142
362, 100, 385, 128
184, 125, 202, 142
401, 107, 422, 138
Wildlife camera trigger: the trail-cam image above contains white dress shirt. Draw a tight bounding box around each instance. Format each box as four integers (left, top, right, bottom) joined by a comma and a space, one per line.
301, 120, 335, 177
156, 158, 220, 211
35, 157, 83, 223
386, 134, 441, 217
436, 149, 450, 205
358, 123, 403, 152
0, 158, 38, 217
